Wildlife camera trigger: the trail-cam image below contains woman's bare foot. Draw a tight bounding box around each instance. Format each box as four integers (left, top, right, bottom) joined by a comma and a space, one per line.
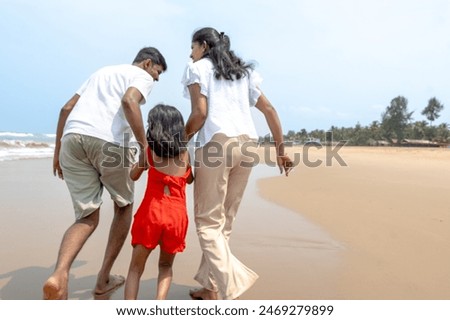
189, 287, 218, 300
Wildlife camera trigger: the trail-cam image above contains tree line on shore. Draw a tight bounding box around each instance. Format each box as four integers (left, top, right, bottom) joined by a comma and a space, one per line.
277, 96, 449, 147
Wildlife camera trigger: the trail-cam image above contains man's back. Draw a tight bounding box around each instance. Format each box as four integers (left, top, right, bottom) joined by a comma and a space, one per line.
63, 64, 154, 146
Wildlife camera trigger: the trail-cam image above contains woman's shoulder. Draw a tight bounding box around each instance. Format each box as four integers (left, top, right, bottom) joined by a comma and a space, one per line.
183, 59, 214, 87
190, 58, 214, 71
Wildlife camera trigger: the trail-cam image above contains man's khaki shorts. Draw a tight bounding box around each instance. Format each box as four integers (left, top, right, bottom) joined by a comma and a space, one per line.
60, 133, 136, 220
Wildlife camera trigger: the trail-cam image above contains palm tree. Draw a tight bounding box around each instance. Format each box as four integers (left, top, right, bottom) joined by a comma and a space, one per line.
381, 96, 414, 144
422, 97, 444, 125
369, 121, 382, 141
435, 123, 450, 144
408, 121, 428, 140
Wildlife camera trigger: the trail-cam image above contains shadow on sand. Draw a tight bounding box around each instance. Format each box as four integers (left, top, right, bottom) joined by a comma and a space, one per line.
0, 260, 192, 300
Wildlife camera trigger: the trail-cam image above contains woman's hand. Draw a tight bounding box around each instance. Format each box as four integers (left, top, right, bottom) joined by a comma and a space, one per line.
277, 154, 294, 176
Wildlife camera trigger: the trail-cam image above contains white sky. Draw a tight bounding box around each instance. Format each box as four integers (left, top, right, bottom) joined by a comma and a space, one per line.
0, 0, 449, 135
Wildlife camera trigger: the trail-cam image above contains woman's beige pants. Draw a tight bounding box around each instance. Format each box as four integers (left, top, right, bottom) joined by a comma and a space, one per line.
193, 134, 259, 300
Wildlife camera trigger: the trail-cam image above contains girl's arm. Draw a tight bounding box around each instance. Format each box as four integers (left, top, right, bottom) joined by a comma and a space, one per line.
130, 147, 148, 181
186, 151, 194, 184
186, 166, 194, 185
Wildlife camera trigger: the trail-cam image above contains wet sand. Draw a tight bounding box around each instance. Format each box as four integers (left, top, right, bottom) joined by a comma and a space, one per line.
0, 158, 341, 300
258, 146, 450, 299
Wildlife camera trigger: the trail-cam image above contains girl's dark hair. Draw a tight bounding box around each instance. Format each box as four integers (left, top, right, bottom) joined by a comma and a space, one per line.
146, 104, 186, 158
133, 47, 167, 71
192, 27, 253, 80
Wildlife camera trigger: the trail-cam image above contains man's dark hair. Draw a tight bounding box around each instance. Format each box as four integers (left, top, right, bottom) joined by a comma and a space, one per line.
133, 47, 167, 71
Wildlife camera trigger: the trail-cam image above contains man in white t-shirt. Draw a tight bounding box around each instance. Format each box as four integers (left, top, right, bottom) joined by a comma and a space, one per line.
43, 47, 167, 300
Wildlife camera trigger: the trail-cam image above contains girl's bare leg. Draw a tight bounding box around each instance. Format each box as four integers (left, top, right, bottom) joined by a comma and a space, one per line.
156, 249, 176, 300
124, 245, 152, 299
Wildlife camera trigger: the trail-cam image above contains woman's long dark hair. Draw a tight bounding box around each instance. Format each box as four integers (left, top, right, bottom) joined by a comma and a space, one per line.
192, 27, 253, 80
146, 104, 187, 158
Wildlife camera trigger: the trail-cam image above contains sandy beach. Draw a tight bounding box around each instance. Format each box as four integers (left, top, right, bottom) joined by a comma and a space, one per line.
1, 146, 449, 300
0, 157, 340, 300
259, 146, 450, 299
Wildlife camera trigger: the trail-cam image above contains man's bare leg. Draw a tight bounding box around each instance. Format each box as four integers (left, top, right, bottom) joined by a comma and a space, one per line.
43, 209, 100, 299
94, 202, 132, 295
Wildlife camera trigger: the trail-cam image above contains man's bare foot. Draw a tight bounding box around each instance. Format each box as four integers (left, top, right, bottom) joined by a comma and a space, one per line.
189, 287, 218, 300
93, 274, 125, 297
43, 277, 67, 300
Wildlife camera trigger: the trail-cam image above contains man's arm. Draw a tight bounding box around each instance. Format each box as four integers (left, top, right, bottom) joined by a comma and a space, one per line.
53, 94, 79, 179
121, 87, 148, 150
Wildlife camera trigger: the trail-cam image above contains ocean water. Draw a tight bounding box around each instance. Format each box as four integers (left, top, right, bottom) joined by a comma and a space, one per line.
0, 132, 55, 161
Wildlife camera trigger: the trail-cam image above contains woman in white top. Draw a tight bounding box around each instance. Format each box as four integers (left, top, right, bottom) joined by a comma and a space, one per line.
182, 27, 293, 300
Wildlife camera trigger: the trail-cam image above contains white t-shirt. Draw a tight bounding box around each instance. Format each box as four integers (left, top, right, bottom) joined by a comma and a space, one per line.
63, 64, 154, 146
181, 58, 262, 147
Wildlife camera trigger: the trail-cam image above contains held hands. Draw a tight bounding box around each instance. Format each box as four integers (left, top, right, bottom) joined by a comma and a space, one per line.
130, 147, 149, 181
277, 154, 294, 177
138, 146, 149, 170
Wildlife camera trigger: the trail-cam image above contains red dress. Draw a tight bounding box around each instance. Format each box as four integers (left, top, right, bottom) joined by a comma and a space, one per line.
131, 149, 191, 254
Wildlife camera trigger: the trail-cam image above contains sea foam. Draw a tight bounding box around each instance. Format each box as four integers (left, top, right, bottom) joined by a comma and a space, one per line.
0, 132, 55, 161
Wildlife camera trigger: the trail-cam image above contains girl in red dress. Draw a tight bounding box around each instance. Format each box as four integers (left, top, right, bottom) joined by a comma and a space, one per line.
124, 104, 193, 299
